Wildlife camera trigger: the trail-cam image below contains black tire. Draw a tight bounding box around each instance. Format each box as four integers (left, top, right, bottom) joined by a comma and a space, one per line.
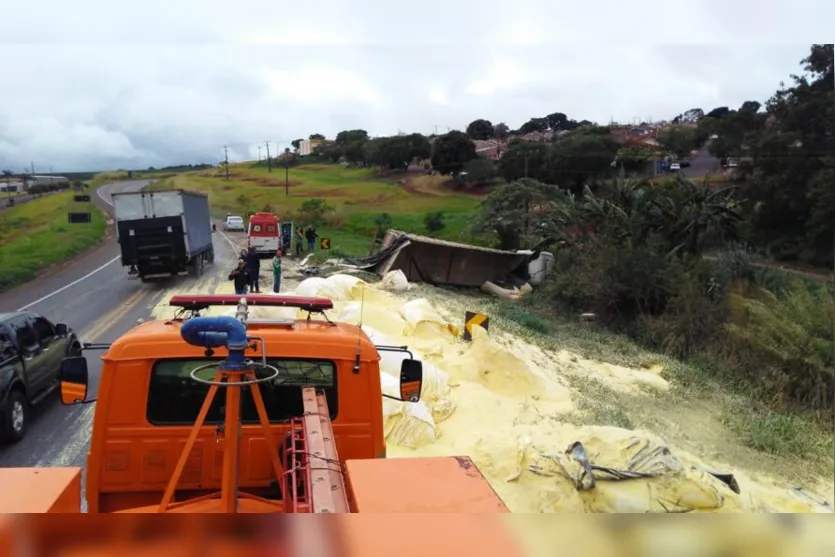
2, 388, 28, 443
191, 256, 203, 278
207, 248, 215, 264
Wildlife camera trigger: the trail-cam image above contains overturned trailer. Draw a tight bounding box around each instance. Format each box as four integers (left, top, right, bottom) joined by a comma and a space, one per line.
345, 230, 533, 287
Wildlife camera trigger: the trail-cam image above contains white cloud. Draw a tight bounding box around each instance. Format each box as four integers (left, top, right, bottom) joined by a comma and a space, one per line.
0, 1, 826, 171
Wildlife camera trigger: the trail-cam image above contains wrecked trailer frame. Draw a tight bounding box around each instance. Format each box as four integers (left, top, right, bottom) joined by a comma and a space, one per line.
353, 230, 533, 288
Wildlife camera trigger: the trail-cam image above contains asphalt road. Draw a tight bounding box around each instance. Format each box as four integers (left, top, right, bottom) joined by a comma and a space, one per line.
682, 142, 722, 178
0, 190, 63, 213
0, 181, 241, 496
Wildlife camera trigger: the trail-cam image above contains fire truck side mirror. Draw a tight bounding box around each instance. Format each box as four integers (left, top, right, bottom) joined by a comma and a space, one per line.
60, 356, 89, 405
399, 359, 423, 403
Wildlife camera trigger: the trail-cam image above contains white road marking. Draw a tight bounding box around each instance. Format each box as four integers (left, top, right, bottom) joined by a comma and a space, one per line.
97, 184, 114, 206
16, 256, 122, 311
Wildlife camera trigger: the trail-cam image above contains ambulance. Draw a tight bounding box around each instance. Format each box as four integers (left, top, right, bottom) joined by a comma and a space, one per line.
246, 212, 281, 256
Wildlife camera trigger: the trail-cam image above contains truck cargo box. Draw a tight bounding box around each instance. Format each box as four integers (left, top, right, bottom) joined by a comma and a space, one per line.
113, 189, 214, 278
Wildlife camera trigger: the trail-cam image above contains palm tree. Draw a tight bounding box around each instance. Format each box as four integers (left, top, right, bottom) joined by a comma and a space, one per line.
656, 174, 744, 257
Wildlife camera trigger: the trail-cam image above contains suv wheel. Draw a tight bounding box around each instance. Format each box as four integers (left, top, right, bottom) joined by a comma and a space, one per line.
2, 389, 27, 443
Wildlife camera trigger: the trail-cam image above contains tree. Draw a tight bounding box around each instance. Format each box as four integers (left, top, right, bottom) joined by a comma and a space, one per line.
518, 118, 548, 134
335, 129, 368, 144
740, 100, 761, 113
460, 158, 496, 187
342, 140, 367, 166
466, 119, 494, 140
365, 134, 430, 170
545, 112, 569, 131
744, 44, 834, 266
493, 122, 510, 140
497, 140, 550, 182
705, 106, 730, 119
545, 132, 620, 193
616, 146, 655, 174
470, 179, 565, 250
656, 126, 698, 158
677, 108, 704, 123
431, 131, 477, 174
298, 198, 334, 226
309, 133, 325, 140
277, 151, 298, 168
654, 175, 744, 256
291, 139, 303, 150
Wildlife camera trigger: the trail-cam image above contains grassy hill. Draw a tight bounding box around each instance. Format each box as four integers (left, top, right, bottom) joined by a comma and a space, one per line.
150, 163, 483, 258
0, 191, 106, 293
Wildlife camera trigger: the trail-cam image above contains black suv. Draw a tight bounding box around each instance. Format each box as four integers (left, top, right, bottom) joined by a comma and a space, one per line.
0, 312, 80, 443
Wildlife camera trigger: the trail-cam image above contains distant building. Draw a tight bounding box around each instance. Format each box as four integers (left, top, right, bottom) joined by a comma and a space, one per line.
299, 138, 326, 156
0, 180, 24, 192
29, 175, 70, 188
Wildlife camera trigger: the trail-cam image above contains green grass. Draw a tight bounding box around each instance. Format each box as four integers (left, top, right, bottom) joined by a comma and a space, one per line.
150, 163, 483, 259
0, 191, 106, 293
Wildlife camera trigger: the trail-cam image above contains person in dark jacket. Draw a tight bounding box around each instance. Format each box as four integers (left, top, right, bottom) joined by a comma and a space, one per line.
245, 248, 261, 293
229, 259, 250, 296
305, 225, 318, 253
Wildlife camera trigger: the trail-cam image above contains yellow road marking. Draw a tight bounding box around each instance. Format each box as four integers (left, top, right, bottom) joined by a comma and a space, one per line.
78, 285, 149, 342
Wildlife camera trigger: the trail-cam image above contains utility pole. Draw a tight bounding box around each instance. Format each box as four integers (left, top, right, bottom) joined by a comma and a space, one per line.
257, 145, 262, 162
265, 141, 272, 172
223, 145, 230, 180
30, 162, 35, 175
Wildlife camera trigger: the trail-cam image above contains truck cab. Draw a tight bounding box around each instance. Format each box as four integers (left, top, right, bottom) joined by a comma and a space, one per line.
58, 295, 419, 513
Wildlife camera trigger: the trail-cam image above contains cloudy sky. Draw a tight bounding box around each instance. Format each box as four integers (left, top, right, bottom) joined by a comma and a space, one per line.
0, 1, 826, 172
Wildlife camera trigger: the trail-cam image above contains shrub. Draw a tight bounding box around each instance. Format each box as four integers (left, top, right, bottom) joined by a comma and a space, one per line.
424, 211, 445, 232
725, 280, 834, 409
298, 198, 334, 226
374, 212, 393, 234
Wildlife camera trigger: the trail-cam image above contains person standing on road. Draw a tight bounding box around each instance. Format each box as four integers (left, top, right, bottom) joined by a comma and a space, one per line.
229, 259, 250, 296
295, 227, 304, 256
245, 247, 261, 293
305, 225, 318, 253
272, 249, 283, 293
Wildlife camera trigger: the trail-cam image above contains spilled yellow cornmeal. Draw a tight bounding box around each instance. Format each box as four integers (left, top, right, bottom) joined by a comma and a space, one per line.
149, 271, 832, 514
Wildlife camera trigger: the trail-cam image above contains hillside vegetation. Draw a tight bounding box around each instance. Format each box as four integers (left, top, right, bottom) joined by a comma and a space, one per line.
0, 191, 106, 292
151, 163, 481, 258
